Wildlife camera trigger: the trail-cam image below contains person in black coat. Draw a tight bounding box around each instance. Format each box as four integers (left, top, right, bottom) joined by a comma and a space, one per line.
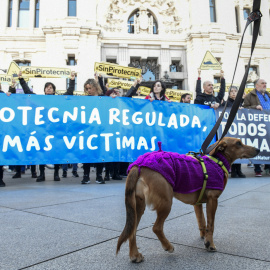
18, 71, 76, 182
223, 86, 246, 178
0, 84, 12, 187
194, 69, 225, 109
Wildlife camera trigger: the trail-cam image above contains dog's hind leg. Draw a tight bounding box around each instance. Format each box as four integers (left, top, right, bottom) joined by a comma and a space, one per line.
205, 191, 219, 252
194, 204, 206, 239
129, 195, 146, 263
152, 200, 174, 253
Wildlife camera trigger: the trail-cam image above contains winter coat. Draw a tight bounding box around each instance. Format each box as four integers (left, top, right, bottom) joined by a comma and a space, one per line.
243, 89, 270, 109
194, 78, 225, 106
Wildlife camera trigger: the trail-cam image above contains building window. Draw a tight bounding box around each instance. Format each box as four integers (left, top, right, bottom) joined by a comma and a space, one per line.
128, 9, 158, 34
170, 61, 183, 72
8, 0, 13, 27
129, 58, 159, 81
171, 81, 183, 90
16, 60, 31, 66
246, 66, 259, 88
243, 8, 252, 35
67, 56, 77, 66
214, 77, 220, 84
18, 0, 30, 28
106, 58, 117, 64
209, 0, 216, 22
235, 7, 240, 33
128, 12, 136, 34
35, 0, 40, 28
68, 0, 76, 17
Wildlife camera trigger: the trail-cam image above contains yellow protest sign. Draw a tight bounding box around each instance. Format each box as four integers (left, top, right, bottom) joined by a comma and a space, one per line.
132, 96, 146, 99
213, 83, 240, 92
56, 90, 85, 96
7, 62, 21, 79
139, 86, 151, 96
21, 66, 71, 78
244, 88, 270, 94
107, 79, 134, 90
94, 62, 141, 79
200, 51, 222, 70
165, 89, 193, 101
0, 74, 12, 84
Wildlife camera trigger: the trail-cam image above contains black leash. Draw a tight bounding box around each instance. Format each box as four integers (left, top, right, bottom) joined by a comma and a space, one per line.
201, 0, 262, 154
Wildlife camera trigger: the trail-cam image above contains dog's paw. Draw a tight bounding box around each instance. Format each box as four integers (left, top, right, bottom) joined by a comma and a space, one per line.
131, 253, 144, 263
164, 244, 174, 253
204, 241, 217, 252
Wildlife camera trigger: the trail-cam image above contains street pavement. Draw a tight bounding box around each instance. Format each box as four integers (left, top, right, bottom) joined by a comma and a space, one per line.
0, 165, 270, 270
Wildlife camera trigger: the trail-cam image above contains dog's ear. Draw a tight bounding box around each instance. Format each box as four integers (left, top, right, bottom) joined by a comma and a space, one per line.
209, 140, 227, 156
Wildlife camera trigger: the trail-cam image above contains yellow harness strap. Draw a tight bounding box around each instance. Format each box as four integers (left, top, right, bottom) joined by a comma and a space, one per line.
187, 153, 229, 205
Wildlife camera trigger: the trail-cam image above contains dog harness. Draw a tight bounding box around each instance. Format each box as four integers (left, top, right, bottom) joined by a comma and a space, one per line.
127, 143, 230, 205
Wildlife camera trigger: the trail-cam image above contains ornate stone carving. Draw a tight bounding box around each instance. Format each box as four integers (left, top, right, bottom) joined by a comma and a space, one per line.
103, 0, 181, 35
129, 58, 160, 80
247, 70, 259, 83
164, 16, 182, 34
134, 5, 154, 34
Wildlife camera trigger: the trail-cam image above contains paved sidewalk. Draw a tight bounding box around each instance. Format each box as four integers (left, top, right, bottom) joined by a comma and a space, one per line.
0, 165, 270, 270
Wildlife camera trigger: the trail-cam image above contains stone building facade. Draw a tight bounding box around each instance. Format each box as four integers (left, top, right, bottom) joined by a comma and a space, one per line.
0, 0, 269, 95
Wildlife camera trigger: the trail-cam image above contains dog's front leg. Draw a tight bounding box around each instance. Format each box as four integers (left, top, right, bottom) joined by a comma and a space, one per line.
205, 191, 219, 252
194, 204, 206, 239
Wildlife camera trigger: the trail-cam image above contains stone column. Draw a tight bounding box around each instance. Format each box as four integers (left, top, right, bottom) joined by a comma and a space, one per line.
160, 46, 170, 80
12, 0, 19, 28
118, 44, 128, 66
29, 0, 35, 28
0, 1, 8, 30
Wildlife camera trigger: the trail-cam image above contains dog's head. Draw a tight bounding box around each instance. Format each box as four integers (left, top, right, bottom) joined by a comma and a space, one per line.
209, 137, 260, 164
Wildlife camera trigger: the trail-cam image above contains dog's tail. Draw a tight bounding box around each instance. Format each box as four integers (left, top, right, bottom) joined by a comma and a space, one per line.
116, 166, 139, 254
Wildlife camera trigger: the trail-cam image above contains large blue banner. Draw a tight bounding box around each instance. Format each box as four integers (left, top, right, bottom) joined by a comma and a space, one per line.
0, 95, 216, 165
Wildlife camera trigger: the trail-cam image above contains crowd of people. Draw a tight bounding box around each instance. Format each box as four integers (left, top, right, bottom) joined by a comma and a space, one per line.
0, 68, 269, 187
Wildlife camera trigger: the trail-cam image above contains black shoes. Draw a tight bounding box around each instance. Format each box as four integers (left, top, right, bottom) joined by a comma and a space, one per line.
62, 171, 67, 178
36, 174, 45, 182
81, 175, 90, 184
72, 171, 79, 177
0, 180, 5, 187
104, 174, 110, 181
112, 174, 122, 180
96, 174, 105, 184
231, 172, 238, 178
237, 171, 246, 178
32, 172, 37, 178
54, 173, 60, 181
12, 172, 21, 179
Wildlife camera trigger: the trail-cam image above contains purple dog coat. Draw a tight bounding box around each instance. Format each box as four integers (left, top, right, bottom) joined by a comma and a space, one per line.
127, 149, 230, 194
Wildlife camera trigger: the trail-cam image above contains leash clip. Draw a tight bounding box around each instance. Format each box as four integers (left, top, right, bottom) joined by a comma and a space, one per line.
247, 10, 262, 23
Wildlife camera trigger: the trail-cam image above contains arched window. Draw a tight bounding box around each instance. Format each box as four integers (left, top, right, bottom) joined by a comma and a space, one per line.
18, 0, 30, 28
128, 9, 158, 34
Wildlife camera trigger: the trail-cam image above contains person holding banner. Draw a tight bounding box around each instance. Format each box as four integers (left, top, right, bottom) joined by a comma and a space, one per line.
0, 88, 12, 187
81, 77, 105, 184
180, 93, 191, 103
222, 86, 246, 178
145, 80, 171, 102
194, 69, 225, 109
243, 79, 270, 176
18, 71, 76, 182
125, 77, 142, 97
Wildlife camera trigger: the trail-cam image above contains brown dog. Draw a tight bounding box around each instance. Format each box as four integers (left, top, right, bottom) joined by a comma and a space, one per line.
116, 137, 259, 262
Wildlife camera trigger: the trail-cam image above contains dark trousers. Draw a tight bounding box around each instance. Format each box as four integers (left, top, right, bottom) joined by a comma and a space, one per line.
0, 166, 3, 180
254, 164, 262, 173
39, 164, 60, 174
83, 163, 103, 176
